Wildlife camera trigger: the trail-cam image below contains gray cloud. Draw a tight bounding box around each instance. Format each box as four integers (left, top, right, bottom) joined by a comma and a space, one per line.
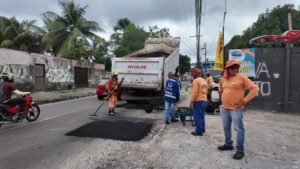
0, 0, 299, 62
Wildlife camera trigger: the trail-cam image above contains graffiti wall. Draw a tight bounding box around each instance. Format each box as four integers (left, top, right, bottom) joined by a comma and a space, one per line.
0, 48, 105, 91
247, 47, 300, 113
0, 64, 34, 90
46, 67, 72, 83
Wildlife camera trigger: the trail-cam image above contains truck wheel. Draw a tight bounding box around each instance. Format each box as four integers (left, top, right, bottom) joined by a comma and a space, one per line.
126, 100, 138, 103
97, 96, 103, 100
145, 104, 153, 113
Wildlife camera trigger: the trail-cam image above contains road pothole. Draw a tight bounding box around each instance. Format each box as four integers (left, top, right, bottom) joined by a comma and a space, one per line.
66, 120, 153, 141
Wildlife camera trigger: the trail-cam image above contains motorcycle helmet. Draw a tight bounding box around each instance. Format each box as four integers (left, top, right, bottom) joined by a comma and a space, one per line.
2, 72, 14, 81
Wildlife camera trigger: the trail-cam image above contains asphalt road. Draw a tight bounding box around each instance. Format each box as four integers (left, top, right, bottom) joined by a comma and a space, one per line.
0, 96, 163, 169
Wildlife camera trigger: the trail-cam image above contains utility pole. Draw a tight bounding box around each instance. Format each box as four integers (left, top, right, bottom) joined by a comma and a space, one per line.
201, 42, 207, 72
222, 0, 227, 61
201, 42, 207, 71
283, 11, 293, 113
194, 0, 202, 69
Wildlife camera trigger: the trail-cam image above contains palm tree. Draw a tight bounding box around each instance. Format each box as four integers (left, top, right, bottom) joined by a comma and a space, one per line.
0, 16, 45, 52
113, 17, 133, 32
41, 0, 104, 57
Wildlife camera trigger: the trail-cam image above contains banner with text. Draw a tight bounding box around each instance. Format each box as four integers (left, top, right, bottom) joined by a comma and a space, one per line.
229, 48, 256, 77
213, 32, 224, 71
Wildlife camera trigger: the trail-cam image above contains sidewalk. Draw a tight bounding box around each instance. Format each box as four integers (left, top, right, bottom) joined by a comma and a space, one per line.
31, 87, 96, 104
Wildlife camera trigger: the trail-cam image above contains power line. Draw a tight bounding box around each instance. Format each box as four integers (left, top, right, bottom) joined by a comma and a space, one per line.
181, 40, 197, 54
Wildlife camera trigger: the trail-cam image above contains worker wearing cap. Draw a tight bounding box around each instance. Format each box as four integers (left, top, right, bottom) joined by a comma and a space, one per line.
217, 60, 259, 160
106, 72, 120, 116
205, 71, 214, 101
190, 68, 208, 136
164, 72, 180, 124
205, 71, 214, 88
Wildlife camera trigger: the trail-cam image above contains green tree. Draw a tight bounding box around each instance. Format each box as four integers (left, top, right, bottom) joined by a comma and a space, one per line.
179, 54, 191, 75
112, 20, 148, 57
226, 4, 300, 49
41, 0, 104, 58
113, 17, 133, 32
148, 25, 171, 38
0, 16, 45, 53
110, 18, 173, 57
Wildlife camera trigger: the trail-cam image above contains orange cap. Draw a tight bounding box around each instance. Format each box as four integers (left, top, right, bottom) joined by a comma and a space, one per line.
225, 60, 240, 69
223, 60, 240, 78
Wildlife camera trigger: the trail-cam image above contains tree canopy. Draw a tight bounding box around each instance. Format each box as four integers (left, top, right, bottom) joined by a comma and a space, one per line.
41, 0, 104, 59
179, 54, 191, 75
226, 4, 300, 49
0, 16, 45, 53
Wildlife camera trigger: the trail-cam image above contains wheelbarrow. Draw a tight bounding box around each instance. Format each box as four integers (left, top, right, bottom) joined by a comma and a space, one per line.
176, 107, 194, 126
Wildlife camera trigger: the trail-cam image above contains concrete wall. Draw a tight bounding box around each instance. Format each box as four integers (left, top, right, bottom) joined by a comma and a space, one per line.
246, 47, 300, 113
0, 48, 104, 91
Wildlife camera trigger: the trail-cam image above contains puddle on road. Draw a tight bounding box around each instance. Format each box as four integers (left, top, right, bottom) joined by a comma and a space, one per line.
65, 120, 153, 141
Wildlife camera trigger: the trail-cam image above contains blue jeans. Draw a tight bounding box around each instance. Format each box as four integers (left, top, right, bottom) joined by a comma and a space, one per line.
219, 106, 245, 152
193, 101, 207, 134
164, 101, 176, 122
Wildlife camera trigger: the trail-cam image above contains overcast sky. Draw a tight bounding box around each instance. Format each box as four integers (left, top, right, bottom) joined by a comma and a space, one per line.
0, 0, 299, 62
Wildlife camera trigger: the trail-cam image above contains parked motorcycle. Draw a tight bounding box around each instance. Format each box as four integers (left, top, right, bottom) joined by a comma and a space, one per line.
0, 94, 40, 127
206, 83, 221, 114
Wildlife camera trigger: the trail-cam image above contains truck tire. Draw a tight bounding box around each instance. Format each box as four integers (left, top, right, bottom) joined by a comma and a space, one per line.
145, 104, 153, 113
126, 100, 138, 103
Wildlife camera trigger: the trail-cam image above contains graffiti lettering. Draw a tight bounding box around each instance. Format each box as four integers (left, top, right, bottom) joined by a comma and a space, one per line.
255, 62, 270, 79
254, 81, 271, 96
0, 64, 30, 79
46, 67, 72, 83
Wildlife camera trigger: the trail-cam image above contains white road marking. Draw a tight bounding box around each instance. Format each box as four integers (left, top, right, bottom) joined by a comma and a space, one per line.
0, 108, 92, 134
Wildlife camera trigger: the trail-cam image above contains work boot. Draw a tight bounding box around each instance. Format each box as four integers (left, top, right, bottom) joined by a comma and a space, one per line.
217, 144, 234, 151
12, 114, 19, 123
11, 113, 24, 123
191, 131, 203, 136
171, 118, 179, 122
108, 108, 115, 116
233, 151, 245, 160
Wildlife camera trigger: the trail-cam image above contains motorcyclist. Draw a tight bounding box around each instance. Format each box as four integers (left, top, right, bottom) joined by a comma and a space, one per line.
106, 72, 120, 116
1, 72, 30, 120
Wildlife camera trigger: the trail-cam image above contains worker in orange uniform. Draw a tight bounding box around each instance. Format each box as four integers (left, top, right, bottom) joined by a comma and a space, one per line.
205, 71, 214, 88
106, 72, 121, 116
190, 68, 209, 136
205, 71, 214, 101
217, 60, 259, 160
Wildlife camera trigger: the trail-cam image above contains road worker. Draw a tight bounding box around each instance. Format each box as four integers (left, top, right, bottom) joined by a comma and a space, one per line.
106, 72, 120, 116
218, 60, 259, 160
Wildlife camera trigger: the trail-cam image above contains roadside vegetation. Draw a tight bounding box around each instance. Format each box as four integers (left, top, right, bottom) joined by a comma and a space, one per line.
0, 1, 299, 72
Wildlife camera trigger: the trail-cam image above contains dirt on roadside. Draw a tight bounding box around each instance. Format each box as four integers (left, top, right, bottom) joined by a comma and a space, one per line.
92, 110, 300, 169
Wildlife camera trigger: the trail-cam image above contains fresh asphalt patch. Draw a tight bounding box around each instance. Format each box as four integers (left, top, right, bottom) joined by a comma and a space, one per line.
65, 118, 153, 141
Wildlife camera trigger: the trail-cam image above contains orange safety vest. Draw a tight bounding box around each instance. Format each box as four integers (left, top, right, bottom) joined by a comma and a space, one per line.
106, 79, 118, 94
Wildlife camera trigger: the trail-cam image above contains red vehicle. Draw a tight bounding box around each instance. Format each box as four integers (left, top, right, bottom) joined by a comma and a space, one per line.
0, 94, 40, 127
250, 30, 300, 44
96, 79, 109, 100
96, 79, 122, 100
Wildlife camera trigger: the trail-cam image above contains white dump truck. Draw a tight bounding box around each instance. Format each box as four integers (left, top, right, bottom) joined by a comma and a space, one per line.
111, 37, 180, 112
